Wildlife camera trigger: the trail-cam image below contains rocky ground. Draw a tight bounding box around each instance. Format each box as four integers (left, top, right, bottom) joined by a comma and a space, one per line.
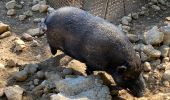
0, 0, 170, 100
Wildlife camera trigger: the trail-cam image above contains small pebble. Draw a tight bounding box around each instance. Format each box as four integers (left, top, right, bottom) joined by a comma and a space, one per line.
7, 9, 16, 16
14, 70, 28, 82
143, 62, 152, 72
34, 79, 39, 85
37, 71, 44, 79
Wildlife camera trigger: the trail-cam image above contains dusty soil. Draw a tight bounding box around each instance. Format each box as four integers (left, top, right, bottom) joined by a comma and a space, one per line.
0, 0, 170, 100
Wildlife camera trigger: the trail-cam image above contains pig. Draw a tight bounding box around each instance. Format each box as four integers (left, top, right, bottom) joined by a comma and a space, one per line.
39, 7, 146, 97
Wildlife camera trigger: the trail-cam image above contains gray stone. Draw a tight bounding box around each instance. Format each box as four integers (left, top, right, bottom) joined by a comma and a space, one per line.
151, 5, 161, 11
62, 68, 73, 75
7, 9, 16, 16
122, 25, 131, 31
143, 62, 152, 72
151, 0, 158, 3
19, 15, 27, 21
160, 26, 170, 45
158, 0, 166, 5
159, 45, 169, 57
31, 4, 40, 12
37, 71, 44, 79
54, 76, 111, 100
34, 79, 39, 85
141, 52, 148, 62
14, 70, 28, 82
30, 40, 39, 47
45, 71, 62, 82
4, 85, 24, 100
33, 18, 42, 23
127, 34, 139, 43
24, 64, 38, 74
150, 59, 161, 68
131, 13, 139, 20
24, 10, 33, 17
6, 0, 16, 9
142, 44, 161, 58
143, 26, 164, 45
121, 16, 132, 25
26, 28, 40, 36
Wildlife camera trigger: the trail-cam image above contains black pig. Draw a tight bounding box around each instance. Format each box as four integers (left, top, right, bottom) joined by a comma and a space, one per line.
40, 7, 146, 97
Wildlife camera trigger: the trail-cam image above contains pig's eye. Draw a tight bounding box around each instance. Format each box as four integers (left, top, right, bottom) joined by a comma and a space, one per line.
117, 65, 127, 73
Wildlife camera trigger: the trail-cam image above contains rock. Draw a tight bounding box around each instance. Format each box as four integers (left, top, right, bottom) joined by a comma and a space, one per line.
141, 52, 148, 62
150, 59, 161, 67
54, 76, 111, 100
159, 45, 169, 57
56, 76, 97, 96
122, 25, 131, 31
31, 4, 40, 12
162, 70, 170, 82
0, 88, 4, 97
0, 63, 5, 69
158, 0, 166, 5
33, 18, 42, 23
160, 26, 170, 45
163, 81, 169, 87
14, 70, 28, 81
22, 33, 33, 41
24, 10, 33, 17
151, 0, 158, 3
7, 9, 16, 16
5, 0, 16, 9
47, 7, 55, 14
24, 64, 38, 74
34, 79, 39, 85
0, 22, 10, 34
37, 71, 44, 79
30, 40, 39, 47
6, 59, 16, 67
19, 15, 27, 21
151, 5, 161, 11
0, 31, 11, 39
39, 0, 46, 5
143, 62, 152, 72
62, 68, 73, 75
162, 57, 169, 63
127, 34, 139, 43
4, 85, 24, 100
143, 26, 164, 45
14, 39, 26, 52
166, 17, 170, 21
39, 5, 48, 13
121, 16, 132, 25
45, 71, 62, 82
26, 28, 40, 36
142, 44, 161, 58
131, 13, 139, 20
